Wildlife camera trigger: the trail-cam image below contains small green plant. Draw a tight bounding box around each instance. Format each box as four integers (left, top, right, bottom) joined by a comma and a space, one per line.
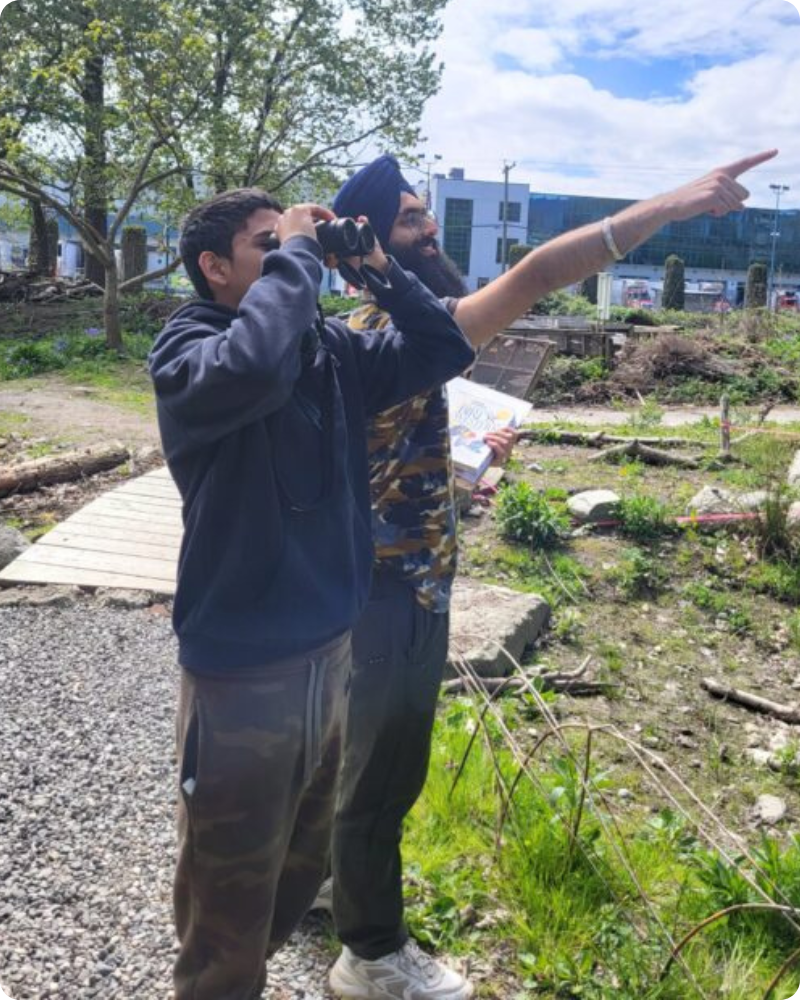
616, 494, 674, 541
614, 546, 667, 599
626, 398, 664, 431
495, 482, 569, 549
552, 608, 583, 643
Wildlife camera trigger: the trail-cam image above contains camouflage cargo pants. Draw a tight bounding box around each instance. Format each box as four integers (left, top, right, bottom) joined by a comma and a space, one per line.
173, 632, 351, 1000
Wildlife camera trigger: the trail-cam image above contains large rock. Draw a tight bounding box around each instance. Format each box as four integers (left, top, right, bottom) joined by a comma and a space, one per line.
448, 579, 550, 677
567, 489, 620, 523
0, 523, 30, 571
686, 486, 766, 516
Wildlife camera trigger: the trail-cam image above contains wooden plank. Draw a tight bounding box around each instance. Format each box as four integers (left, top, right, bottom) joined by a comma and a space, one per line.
113, 482, 181, 502
100, 491, 182, 511
40, 529, 180, 562
40, 521, 181, 547
0, 561, 175, 594
11, 543, 176, 581
86, 500, 183, 525
68, 511, 183, 538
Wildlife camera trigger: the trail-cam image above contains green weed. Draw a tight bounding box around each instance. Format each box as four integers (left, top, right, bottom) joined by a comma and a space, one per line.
495, 482, 569, 549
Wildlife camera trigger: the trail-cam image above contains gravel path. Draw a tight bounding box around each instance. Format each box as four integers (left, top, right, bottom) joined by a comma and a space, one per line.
0, 602, 336, 999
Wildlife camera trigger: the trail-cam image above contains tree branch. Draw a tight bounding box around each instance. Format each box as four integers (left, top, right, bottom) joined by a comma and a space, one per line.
0, 166, 110, 264
109, 139, 164, 240
118, 254, 183, 293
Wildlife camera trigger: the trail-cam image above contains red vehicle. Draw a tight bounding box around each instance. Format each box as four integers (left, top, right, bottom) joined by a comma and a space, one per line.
777, 291, 799, 312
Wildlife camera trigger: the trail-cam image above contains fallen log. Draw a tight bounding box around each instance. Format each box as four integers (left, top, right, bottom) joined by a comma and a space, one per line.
517, 429, 698, 449
701, 677, 800, 725
0, 443, 129, 497
588, 440, 700, 469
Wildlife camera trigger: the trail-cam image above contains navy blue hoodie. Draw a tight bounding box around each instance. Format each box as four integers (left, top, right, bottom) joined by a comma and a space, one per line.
149, 235, 474, 673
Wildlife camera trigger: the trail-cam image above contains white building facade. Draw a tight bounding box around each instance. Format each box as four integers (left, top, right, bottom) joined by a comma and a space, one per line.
430, 170, 530, 291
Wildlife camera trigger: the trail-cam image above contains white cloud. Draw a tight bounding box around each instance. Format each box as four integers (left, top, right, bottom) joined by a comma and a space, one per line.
419, 0, 800, 209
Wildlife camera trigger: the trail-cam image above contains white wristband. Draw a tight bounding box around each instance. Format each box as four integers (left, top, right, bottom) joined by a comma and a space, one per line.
601, 217, 625, 261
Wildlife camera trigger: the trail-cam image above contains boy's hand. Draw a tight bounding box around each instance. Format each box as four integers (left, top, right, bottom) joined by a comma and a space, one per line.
342, 215, 391, 275
276, 203, 335, 244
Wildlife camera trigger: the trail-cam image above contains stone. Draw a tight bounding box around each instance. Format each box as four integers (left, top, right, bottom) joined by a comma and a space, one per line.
753, 794, 787, 825
788, 449, 800, 487
0, 524, 30, 570
567, 489, 620, 523
94, 589, 154, 610
685, 485, 767, 517
448, 579, 551, 677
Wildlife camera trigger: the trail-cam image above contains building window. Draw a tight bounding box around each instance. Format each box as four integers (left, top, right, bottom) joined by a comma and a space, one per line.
477, 277, 490, 288
444, 198, 473, 275
496, 237, 519, 264
499, 201, 521, 223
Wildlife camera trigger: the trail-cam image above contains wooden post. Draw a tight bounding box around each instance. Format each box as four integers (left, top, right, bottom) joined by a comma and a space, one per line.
720, 394, 731, 459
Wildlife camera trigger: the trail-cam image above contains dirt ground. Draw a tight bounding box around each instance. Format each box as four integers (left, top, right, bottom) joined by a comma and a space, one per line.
0, 377, 160, 450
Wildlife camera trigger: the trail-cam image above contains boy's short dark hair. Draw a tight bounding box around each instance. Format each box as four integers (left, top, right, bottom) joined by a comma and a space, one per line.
179, 188, 283, 300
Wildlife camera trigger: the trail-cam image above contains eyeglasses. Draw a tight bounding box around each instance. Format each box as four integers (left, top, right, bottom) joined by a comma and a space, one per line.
395, 208, 438, 232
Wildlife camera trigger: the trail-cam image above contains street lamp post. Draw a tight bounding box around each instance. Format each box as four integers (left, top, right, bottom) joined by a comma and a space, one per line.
423, 153, 442, 210
768, 183, 790, 311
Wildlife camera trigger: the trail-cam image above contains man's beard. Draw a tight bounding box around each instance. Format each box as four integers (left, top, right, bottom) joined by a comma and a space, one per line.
387, 238, 468, 299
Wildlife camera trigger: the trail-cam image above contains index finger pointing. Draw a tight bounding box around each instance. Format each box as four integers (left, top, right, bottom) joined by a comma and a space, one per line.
719, 148, 779, 179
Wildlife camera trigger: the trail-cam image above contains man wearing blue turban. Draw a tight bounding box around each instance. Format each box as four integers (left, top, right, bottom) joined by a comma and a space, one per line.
323, 148, 778, 1000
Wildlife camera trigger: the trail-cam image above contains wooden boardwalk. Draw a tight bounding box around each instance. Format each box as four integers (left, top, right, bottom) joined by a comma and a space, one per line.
0, 467, 181, 595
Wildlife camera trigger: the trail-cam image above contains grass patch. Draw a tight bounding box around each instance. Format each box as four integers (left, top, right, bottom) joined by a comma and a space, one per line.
403, 701, 800, 998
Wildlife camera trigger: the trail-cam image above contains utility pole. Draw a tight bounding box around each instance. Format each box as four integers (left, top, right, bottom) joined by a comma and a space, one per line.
501, 160, 516, 273
768, 182, 790, 311
423, 153, 442, 210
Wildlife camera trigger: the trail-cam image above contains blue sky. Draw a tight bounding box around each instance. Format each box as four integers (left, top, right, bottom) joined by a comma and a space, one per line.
418, 0, 800, 209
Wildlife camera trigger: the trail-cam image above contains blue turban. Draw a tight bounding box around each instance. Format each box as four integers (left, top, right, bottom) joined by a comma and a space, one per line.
332, 154, 416, 249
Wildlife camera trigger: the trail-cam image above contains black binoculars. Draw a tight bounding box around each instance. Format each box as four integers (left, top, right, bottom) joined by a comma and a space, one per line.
264, 215, 387, 292
264, 217, 375, 258
316, 218, 375, 258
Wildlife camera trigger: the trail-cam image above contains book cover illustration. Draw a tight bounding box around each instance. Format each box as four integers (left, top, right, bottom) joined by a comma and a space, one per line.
447, 377, 531, 484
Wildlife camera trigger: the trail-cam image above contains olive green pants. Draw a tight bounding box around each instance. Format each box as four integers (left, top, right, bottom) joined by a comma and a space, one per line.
173, 633, 351, 999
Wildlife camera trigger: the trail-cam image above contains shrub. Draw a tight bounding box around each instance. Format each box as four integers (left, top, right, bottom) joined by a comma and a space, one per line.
745, 262, 768, 309
616, 494, 674, 541
495, 482, 569, 549
662, 254, 685, 311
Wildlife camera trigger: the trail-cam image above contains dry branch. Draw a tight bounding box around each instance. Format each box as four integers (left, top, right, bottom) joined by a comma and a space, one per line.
701, 677, 800, 724
443, 658, 607, 697
0, 443, 129, 497
588, 440, 700, 468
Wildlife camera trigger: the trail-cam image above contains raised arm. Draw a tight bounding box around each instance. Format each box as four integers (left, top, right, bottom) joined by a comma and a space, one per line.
453, 149, 779, 346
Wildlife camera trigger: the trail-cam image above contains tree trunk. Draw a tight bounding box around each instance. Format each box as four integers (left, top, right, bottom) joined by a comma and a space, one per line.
28, 200, 51, 276
82, 28, 107, 289
103, 261, 123, 351
46, 217, 59, 276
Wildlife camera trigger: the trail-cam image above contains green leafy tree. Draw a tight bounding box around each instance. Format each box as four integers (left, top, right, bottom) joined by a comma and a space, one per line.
745, 261, 768, 309
508, 243, 534, 267
580, 272, 598, 305
662, 254, 685, 311
0, 0, 448, 346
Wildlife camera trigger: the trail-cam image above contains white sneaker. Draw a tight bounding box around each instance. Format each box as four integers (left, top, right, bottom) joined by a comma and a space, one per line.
329, 941, 474, 999
310, 877, 333, 913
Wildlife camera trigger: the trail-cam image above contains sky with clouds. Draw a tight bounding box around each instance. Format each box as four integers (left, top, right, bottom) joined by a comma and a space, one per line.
416, 0, 799, 210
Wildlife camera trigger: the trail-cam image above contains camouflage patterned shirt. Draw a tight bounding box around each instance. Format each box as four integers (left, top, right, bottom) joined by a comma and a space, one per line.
347, 301, 458, 614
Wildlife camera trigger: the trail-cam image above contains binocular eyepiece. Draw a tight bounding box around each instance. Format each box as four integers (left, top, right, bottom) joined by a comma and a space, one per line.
315, 218, 375, 258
